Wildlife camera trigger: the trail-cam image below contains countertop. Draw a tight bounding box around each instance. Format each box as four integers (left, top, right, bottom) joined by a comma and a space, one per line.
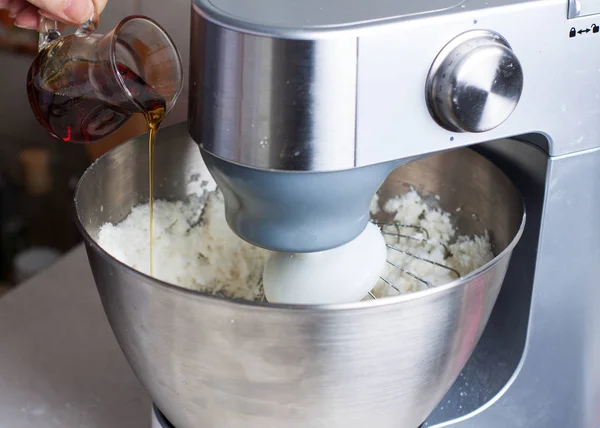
0, 245, 150, 428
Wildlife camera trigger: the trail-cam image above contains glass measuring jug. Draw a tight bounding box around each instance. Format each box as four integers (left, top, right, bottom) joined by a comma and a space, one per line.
27, 13, 183, 143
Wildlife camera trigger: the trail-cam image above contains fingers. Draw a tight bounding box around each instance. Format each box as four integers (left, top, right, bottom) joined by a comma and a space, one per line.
23, 0, 94, 25
6, 0, 28, 17
0, 0, 17, 11
14, 4, 39, 29
93, 0, 106, 15
2, 0, 107, 30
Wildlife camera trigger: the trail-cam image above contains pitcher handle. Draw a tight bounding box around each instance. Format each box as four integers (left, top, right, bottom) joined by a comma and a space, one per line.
38, 16, 60, 51
38, 1, 100, 51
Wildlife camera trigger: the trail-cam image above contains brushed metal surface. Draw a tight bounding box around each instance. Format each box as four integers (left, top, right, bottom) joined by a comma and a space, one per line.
192, 0, 465, 33
189, 12, 358, 171
432, 145, 600, 428
191, 1, 600, 172
424, 138, 547, 425
567, 0, 600, 19
188, 0, 598, 253
425, 30, 524, 133
74, 123, 524, 428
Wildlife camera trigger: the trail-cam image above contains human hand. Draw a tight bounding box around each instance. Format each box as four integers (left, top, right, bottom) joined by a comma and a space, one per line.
0, 0, 107, 30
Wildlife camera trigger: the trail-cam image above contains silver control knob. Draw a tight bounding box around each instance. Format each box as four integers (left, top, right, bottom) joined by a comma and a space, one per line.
425, 30, 524, 133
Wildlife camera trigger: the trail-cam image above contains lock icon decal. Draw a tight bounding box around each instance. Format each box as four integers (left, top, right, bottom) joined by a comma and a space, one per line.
570, 27, 577, 37
593, 24, 599, 33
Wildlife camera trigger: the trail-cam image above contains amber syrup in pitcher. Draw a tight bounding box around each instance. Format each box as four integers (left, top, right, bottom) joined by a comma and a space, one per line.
27, 58, 166, 275
27, 59, 165, 143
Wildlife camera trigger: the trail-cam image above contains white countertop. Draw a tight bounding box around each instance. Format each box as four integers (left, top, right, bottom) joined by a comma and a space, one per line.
0, 245, 150, 428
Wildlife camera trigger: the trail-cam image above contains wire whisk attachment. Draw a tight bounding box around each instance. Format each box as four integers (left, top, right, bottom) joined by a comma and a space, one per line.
369, 222, 461, 299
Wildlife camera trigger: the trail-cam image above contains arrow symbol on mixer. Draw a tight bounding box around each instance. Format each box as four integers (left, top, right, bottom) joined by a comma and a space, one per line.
578, 28, 591, 34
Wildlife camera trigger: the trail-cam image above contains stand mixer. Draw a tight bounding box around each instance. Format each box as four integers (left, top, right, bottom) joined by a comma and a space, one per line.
73, 0, 599, 427
188, 1, 600, 423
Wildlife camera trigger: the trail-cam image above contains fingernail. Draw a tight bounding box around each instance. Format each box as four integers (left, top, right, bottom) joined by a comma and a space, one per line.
63, 0, 93, 24
15, 22, 36, 30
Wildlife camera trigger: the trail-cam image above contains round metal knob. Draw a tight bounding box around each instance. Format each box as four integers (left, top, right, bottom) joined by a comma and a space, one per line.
425, 30, 524, 133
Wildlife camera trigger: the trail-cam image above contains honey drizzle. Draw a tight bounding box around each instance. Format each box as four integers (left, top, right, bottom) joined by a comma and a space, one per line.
145, 105, 165, 277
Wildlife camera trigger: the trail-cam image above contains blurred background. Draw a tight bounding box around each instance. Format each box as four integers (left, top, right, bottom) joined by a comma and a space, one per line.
0, 0, 191, 294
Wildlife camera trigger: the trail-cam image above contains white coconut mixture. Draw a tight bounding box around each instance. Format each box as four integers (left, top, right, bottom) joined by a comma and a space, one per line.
370, 192, 493, 297
97, 189, 493, 301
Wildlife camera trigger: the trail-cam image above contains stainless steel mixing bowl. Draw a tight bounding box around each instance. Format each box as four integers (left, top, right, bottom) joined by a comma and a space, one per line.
75, 123, 525, 428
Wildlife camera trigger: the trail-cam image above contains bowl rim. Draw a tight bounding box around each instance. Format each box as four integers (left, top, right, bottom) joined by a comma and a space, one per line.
74, 130, 527, 312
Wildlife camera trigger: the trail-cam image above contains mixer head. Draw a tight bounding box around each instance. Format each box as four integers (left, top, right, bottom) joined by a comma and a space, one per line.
189, 0, 524, 252
190, 7, 420, 252
188, 2, 420, 252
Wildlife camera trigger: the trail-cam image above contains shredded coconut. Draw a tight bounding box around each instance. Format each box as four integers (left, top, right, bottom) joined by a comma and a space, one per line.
98, 192, 267, 301
371, 189, 494, 298
98, 189, 493, 302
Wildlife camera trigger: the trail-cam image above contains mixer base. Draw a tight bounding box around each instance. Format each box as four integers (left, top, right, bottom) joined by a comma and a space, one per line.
151, 405, 175, 428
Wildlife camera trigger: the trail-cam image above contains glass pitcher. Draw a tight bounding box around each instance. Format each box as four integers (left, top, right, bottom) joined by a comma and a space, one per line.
27, 12, 183, 143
